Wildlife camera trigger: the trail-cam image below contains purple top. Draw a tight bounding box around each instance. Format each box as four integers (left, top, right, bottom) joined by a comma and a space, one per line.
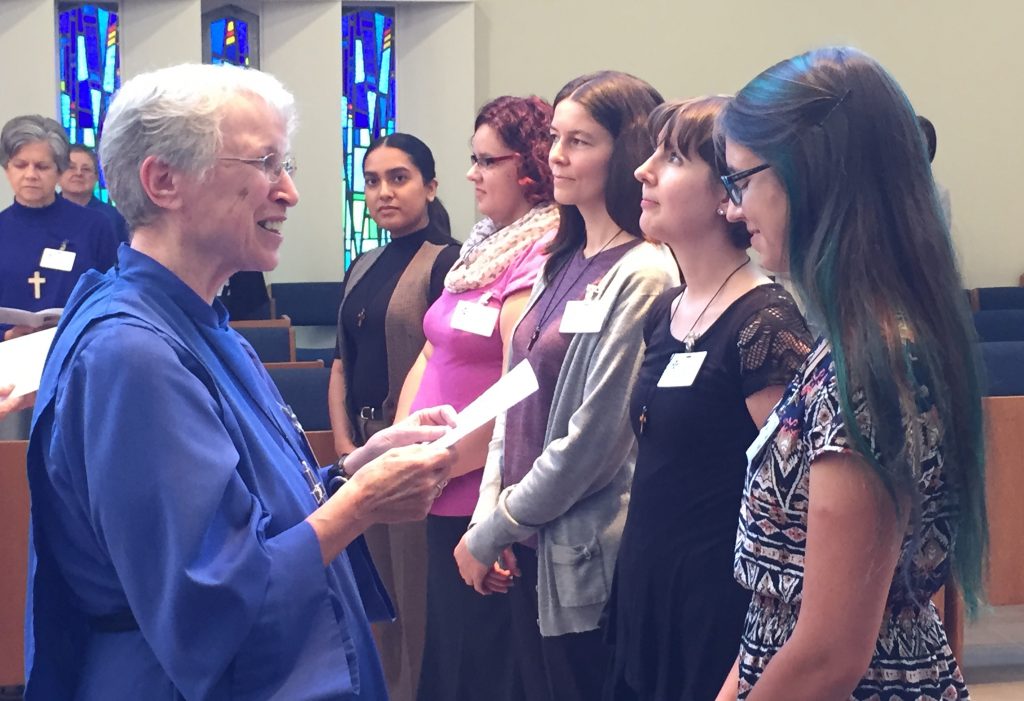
410, 234, 552, 516
503, 240, 642, 504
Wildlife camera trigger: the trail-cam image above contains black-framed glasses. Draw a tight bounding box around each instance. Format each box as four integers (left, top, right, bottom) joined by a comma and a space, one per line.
469, 153, 517, 169
218, 152, 297, 183
720, 163, 771, 206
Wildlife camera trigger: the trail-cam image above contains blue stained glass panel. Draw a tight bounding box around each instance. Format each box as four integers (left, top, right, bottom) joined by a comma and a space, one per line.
209, 16, 251, 67
58, 3, 121, 201
343, 9, 397, 269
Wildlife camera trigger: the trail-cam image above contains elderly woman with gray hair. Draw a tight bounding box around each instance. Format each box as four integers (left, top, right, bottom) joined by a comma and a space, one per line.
0, 115, 117, 342
24, 64, 455, 700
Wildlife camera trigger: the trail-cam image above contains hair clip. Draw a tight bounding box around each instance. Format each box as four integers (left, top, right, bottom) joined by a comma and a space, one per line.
816, 89, 852, 127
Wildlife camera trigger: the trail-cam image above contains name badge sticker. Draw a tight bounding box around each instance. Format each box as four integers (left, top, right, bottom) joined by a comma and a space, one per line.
656, 351, 707, 388
559, 299, 610, 334
39, 248, 76, 272
451, 300, 500, 337
746, 410, 782, 467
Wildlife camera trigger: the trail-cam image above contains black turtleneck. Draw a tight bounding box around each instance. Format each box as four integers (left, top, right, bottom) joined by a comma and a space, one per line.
336, 222, 459, 415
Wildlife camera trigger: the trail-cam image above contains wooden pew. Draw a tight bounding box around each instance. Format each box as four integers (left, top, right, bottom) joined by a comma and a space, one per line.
0, 441, 28, 687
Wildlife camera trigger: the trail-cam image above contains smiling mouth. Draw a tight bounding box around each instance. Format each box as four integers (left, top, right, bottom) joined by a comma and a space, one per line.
258, 220, 284, 234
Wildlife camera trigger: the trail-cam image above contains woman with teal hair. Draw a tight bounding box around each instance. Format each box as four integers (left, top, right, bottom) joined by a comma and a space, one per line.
715, 46, 986, 700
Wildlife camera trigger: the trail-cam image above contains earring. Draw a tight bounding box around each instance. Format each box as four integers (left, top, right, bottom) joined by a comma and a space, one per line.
716, 208, 725, 216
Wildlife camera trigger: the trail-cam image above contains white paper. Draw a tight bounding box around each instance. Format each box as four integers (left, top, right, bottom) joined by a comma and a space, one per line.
0, 306, 62, 328
431, 359, 539, 449
0, 326, 58, 397
559, 300, 610, 334
657, 351, 707, 388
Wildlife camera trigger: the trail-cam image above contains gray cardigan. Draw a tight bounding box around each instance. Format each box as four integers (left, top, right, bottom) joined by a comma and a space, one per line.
466, 241, 679, 636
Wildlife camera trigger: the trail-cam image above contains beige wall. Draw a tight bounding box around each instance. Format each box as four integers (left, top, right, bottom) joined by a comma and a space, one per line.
1, 1, 1020, 286
473, 0, 1024, 287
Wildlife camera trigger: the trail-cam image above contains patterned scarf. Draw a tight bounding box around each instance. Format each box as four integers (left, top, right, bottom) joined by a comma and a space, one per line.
444, 203, 559, 293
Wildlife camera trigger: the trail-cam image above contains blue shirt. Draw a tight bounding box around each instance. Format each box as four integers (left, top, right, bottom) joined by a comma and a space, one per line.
25, 246, 391, 700
0, 196, 117, 338
84, 194, 131, 245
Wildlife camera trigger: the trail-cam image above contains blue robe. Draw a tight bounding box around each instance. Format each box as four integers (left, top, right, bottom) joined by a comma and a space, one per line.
83, 194, 131, 246
0, 197, 118, 339
25, 246, 392, 700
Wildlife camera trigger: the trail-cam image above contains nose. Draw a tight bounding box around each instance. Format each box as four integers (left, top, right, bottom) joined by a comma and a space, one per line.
273, 169, 300, 207
549, 140, 566, 167
466, 161, 481, 181
725, 198, 744, 223
634, 154, 656, 184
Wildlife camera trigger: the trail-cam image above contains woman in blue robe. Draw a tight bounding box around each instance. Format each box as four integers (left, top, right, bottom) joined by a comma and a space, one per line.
24, 63, 455, 701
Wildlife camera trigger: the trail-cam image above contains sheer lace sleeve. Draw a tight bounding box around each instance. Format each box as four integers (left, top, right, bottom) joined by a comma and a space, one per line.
737, 288, 813, 397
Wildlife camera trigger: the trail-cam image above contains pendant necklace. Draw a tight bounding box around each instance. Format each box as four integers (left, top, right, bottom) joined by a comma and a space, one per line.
638, 256, 749, 435
527, 229, 625, 351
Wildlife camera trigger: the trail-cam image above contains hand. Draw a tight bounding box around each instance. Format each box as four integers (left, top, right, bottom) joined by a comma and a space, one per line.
347, 443, 454, 523
454, 532, 507, 595
3, 325, 35, 341
0, 384, 34, 421
350, 405, 457, 472
481, 546, 519, 594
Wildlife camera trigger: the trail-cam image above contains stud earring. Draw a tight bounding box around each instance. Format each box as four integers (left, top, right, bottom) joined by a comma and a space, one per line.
716, 208, 725, 216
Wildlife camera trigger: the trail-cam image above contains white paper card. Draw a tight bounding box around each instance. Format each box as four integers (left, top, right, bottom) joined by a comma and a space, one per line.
450, 300, 499, 337
657, 351, 707, 388
0, 306, 62, 329
39, 248, 76, 272
746, 410, 781, 466
559, 300, 610, 334
0, 326, 58, 397
431, 359, 539, 449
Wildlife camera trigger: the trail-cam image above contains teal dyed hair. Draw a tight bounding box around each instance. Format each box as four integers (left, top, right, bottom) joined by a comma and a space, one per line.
718, 47, 987, 612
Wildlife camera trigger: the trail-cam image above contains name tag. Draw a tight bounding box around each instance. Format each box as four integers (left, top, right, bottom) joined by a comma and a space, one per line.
39, 248, 76, 272
657, 351, 707, 388
451, 300, 499, 337
559, 299, 610, 334
746, 410, 781, 466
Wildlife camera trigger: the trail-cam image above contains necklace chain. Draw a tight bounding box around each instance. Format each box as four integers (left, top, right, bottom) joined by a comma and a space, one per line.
673, 256, 751, 352
527, 229, 626, 350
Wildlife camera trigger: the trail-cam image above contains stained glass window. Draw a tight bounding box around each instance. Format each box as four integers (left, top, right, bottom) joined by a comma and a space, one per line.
57, 3, 121, 202
342, 9, 396, 268
203, 5, 259, 69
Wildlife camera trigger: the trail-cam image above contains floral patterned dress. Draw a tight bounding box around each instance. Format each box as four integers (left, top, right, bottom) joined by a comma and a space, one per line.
734, 339, 970, 700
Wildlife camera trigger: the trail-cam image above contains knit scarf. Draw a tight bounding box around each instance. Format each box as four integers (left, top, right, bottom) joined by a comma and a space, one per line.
444, 203, 559, 293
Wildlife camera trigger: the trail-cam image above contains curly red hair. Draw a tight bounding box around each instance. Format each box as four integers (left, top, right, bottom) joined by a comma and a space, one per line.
474, 95, 554, 206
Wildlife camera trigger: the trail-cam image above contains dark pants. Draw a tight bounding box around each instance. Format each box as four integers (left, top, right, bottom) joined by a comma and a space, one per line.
507, 544, 612, 701
417, 515, 522, 701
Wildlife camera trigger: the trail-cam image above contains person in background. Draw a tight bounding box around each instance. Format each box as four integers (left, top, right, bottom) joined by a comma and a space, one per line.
604, 96, 811, 701
24, 62, 455, 701
917, 115, 952, 225
0, 115, 117, 342
455, 71, 678, 701
397, 95, 559, 701
328, 132, 460, 701
59, 144, 131, 245
715, 46, 986, 700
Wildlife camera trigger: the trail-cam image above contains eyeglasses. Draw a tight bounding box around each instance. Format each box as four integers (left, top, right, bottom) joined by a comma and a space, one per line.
469, 153, 517, 169
720, 163, 771, 206
218, 152, 297, 182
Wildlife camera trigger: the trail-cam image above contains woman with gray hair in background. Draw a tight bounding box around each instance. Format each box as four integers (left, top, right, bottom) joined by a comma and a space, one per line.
23, 63, 456, 700
0, 115, 117, 342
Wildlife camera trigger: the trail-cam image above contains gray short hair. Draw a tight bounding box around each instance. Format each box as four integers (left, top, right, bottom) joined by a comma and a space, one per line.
1, 115, 71, 171
99, 63, 297, 229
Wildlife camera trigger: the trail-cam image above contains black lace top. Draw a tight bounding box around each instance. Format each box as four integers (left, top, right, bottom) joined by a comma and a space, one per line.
605, 283, 811, 701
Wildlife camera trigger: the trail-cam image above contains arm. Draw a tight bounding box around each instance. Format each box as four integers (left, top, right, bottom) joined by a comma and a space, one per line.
745, 452, 908, 700
466, 267, 674, 565
328, 358, 358, 455
714, 658, 740, 701
745, 386, 785, 428
65, 325, 452, 698
395, 341, 433, 423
